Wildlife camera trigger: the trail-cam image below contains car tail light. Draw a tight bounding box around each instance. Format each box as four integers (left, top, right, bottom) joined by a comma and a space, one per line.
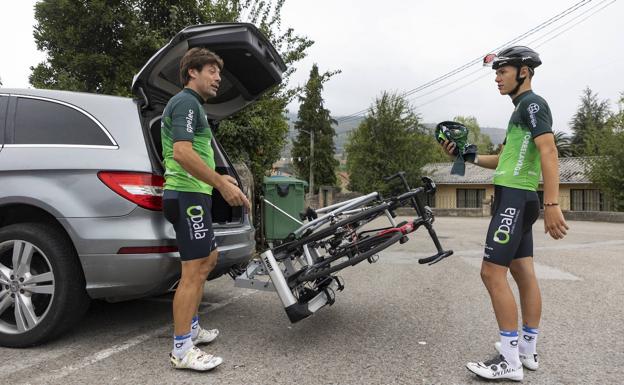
98, 171, 164, 211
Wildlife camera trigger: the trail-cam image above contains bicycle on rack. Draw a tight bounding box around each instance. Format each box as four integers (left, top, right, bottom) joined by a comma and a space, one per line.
233, 172, 453, 323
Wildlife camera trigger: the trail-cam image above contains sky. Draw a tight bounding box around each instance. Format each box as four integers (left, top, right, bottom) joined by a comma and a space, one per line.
1, 0, 622, 133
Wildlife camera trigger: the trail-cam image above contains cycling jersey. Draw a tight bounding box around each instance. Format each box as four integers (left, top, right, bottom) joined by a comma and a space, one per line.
494, 90, 553, 191
161, 88, 215, 195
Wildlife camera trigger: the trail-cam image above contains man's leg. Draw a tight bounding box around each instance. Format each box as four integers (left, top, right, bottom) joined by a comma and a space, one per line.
173, 257, 210, 337
510, 257, 541, 328
510, 257, 541, 370
190, 250, 220, 343
467, 260, 523, 380
481, 261, 518, 331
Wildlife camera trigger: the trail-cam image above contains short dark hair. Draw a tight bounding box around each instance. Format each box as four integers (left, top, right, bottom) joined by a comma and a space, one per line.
179, 48, 224, 85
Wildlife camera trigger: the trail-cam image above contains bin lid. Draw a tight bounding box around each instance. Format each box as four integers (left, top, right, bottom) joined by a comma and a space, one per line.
263, 176, 308, 186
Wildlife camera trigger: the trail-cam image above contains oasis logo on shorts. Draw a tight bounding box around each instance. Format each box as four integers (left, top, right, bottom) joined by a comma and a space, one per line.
527, 103, 539, 128
186, 205, 208, 240
185, 109, 194, 133
493, 207, 518, 245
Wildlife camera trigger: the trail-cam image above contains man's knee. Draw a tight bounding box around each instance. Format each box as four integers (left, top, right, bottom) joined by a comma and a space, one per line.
510, 258, 536, 282
199, 251, 218, 277
480, 261, 508, 286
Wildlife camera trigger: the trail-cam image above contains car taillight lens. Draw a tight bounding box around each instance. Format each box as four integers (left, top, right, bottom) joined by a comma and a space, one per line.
98, 171, 164, 211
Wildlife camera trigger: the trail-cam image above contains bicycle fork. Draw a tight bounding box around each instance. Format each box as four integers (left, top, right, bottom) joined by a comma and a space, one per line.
260, 249, 342, 323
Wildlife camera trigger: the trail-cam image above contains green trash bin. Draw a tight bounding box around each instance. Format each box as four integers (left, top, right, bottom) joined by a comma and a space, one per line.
263, 176, 307, 241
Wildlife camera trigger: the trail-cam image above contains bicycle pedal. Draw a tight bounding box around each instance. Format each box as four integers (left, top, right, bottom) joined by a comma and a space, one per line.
367, 254, 379, 264
399, 235, 409, 244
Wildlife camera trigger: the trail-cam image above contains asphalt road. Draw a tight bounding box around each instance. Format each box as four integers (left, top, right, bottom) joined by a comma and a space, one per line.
1, 217, 623, 385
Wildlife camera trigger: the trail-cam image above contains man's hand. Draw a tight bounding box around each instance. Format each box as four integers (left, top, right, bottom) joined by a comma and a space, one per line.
543, 205, 569, 240
216, 175, 251, 210
441, 140, 457, 159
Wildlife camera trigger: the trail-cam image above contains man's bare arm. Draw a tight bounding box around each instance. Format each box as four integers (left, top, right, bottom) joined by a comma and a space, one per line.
173, 141, 250, 209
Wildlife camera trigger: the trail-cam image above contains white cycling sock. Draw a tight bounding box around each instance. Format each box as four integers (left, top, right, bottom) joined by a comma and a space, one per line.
499, 330, 521, 367
172, 332, 193, 359
520, 325, 539, 355
190, 315, 201, 340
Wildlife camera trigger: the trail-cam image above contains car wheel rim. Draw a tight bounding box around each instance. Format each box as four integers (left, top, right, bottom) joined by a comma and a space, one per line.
0, 240, 55, 334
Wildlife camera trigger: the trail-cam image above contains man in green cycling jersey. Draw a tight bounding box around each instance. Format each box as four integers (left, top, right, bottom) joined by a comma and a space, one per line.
161, 47, 250, 371
441, 46, 569, 381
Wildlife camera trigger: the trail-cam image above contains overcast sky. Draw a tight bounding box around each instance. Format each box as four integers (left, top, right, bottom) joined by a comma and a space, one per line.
1, 0, 622, 133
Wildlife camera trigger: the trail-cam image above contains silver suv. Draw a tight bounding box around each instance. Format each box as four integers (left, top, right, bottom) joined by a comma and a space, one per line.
0, 23, 286, 347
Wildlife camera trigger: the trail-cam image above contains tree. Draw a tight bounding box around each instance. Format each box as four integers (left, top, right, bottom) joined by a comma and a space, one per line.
588, 93, 624, 211
291, 64, 340, 192
346, 92, 445, 194
31, 0, 314, 211
553, 130, 573, 158
453, 115, 496, 154
570, 87, 611, 156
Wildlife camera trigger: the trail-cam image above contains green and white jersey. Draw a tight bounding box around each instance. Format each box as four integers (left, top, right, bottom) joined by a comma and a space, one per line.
161, 88, 215, 195
494, 90, 553, 191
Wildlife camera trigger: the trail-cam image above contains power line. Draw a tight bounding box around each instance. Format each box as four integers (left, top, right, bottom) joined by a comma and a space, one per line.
335, 0, 593, 124
411, 0, 616, 110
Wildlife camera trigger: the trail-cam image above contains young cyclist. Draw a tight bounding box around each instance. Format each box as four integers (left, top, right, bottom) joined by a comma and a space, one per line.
441, 46, 569, 381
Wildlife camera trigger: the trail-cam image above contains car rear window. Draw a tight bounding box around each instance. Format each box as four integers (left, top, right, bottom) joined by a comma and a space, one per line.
14, 97, 115, 146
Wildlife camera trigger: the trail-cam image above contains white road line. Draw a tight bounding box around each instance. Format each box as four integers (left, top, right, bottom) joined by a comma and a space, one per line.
22, 290, 257, 385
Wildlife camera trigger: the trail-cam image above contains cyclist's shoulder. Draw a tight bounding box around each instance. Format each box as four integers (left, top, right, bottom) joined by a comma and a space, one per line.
520, 91, 550, 109
165, 90, 200, 113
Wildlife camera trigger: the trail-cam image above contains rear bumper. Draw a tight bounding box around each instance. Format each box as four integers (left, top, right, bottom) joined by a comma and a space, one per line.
58, 209, 255, 301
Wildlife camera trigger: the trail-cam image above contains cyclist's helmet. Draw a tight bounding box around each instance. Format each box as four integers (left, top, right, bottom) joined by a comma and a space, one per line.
484, 46, 541, 95
435, 121, 469, 156
483, 46, 542, 70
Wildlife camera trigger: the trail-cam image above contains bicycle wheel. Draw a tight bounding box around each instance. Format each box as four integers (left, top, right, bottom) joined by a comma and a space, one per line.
295, 231, 403, 283
273, 202, 391, 257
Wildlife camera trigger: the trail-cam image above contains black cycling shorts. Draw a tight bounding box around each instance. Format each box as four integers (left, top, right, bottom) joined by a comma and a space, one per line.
483, 185, 540, 267
163, 190, 218, 261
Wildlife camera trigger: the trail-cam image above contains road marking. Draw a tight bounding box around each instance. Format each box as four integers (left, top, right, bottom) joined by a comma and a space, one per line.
22, 290, 257, 384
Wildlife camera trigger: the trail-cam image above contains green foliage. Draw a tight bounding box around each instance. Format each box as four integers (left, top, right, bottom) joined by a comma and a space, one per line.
452, 115, 496, 155
291, 64, 340, 192
345, 92, 445, 194
588, 93, 624, 211
570, 87, 611, 156
553, 131, 573, 157
31, 0, 314, 206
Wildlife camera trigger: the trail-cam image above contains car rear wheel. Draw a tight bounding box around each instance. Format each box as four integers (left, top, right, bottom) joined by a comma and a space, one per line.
0, 223, 90, 347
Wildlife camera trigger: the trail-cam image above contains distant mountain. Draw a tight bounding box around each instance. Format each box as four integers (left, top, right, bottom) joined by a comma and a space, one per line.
281, 113, 505, 157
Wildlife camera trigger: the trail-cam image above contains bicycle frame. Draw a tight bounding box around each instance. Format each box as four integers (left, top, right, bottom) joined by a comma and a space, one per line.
234, 174, 453, 323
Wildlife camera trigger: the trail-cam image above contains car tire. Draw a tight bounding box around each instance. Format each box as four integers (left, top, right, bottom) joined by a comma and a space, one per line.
0, 223, 90, 347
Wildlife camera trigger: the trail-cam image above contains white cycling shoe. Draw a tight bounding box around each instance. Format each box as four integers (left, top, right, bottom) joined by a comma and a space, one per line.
466, 354, 523, 381
170, 346, 223, 371
193, 328, 219, 345
495, 341, 539, 371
